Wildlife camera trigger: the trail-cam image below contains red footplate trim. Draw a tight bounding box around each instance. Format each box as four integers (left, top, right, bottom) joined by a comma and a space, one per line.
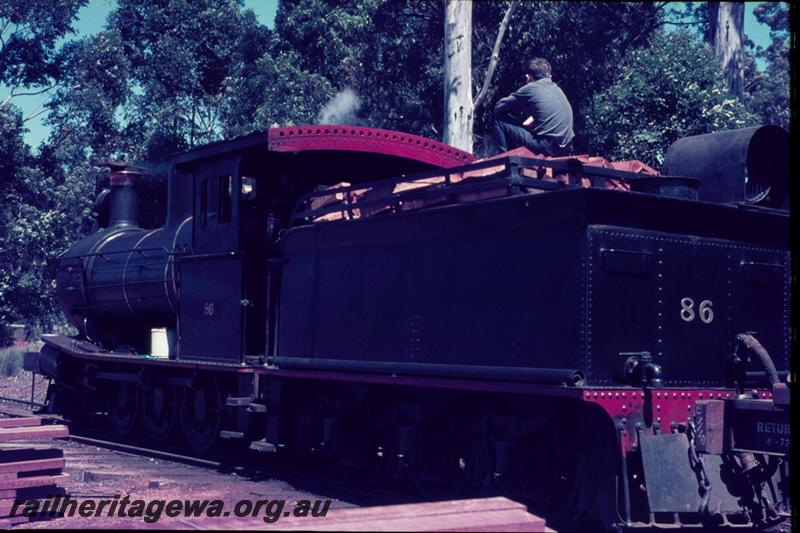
581, 388, 775, 452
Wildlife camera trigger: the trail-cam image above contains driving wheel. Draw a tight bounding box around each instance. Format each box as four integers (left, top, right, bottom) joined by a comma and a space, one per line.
143, 382, 179, 443
181, 376, 223, 452
109, 380, 139, 436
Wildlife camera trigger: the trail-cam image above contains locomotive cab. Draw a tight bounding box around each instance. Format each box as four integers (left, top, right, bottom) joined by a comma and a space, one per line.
170, 128, 474, 362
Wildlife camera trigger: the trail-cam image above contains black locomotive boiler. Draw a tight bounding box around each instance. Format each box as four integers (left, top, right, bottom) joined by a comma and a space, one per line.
26, 125, 790, 530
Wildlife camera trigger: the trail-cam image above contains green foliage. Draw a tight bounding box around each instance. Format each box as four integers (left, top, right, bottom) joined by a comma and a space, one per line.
44, 0, 272, 230
658, 1, 789, 132
222, 50, 336, 136
583, 30, 758, 168
268, 0, 443, 137
742, 3, 790, 130
0, 106, 28, 189
1, 147, 94, 331
0, 0, 87, 87
273, 0, 381, 86
1, 60, 95, 334
0, 324, 12, 348
1, 0, 95, 334
105, 0, 269, 152
47, 0, 270, 162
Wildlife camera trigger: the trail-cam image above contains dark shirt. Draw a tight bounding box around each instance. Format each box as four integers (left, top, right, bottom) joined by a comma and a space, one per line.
494, 77, 574, 146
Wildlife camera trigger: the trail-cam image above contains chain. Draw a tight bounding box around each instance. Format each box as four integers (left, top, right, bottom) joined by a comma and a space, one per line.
683, 422, 721, 524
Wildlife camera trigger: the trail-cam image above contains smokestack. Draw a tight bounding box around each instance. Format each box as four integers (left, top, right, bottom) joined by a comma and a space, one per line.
103, 161, 143, 228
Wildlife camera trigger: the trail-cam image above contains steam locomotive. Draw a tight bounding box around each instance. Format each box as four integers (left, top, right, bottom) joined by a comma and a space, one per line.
25, 124, 790, 530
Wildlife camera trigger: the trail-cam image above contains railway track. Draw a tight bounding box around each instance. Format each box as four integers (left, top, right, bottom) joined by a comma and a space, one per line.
0, 396, 419, 508
62, 427, 421, 508
0, 400, 553, 531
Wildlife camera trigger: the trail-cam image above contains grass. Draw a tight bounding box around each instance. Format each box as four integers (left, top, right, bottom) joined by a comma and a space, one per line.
0, 345, 29, 377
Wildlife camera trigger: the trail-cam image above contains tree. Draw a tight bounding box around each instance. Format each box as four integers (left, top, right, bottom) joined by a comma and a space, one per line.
0, 0, 87, 92
45, 0, 272, 227
655, 1, 789, 129
473, 0, 519, 113
0, 106, 30, 345
744, 2, 790, 129
709, 2, 745, 98
221, 50, 336, 136
443, 0, 473, 151
269, 1, 668, 154
0, 104, 96, 340
583, 30, 758, 168
470, 2, 668, 155
107, 0, 270, 154
0, 0, 87, 341
447, 0, 520, 152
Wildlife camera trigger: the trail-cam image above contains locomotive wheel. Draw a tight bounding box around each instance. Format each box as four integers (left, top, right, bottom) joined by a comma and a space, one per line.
109, 381, 139, 436
142, 383, 178, 443
335, 420, 388, 488
546, 442, 597, 529
544, 406, 618, 532
180, 377, 223, 452
408, 434, 483, 500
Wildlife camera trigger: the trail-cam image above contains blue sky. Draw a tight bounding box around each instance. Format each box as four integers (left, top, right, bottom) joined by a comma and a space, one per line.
2, 1, 780, 147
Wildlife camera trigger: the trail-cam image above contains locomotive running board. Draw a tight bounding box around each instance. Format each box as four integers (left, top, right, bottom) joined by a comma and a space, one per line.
32, 335, 258, 373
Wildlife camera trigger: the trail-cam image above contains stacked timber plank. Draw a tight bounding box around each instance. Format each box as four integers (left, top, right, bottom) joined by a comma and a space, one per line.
175, 496, 551, 531
0, 416, 69, 527
277, 497, 551, 532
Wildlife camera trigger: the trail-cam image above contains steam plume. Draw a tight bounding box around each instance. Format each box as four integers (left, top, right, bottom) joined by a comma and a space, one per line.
318, 88, 364, 125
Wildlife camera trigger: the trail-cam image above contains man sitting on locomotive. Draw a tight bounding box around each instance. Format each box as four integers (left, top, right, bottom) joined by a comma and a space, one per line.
493, 58, 574, 156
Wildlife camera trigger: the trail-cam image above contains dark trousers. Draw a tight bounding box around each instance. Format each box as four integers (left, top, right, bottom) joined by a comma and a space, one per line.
493, 119, 572, 156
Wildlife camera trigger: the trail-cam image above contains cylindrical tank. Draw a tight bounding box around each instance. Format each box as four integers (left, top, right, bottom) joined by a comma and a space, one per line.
56, 164, 191, 350
661, 125, 789, 208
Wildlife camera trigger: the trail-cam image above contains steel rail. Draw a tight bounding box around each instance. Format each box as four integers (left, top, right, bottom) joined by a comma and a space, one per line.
60, 422, 418, 508
0, 395, 45, 408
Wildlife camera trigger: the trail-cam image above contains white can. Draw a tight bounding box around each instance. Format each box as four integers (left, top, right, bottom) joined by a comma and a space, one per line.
150, 327, 175, 358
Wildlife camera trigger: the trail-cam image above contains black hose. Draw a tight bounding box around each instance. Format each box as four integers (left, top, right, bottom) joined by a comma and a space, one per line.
751, 454, 782, 484
732, 334, 782, 515
736, 333, 780, 385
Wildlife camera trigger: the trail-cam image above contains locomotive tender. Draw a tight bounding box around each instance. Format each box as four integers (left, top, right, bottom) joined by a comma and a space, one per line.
26, 124, 790, 530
